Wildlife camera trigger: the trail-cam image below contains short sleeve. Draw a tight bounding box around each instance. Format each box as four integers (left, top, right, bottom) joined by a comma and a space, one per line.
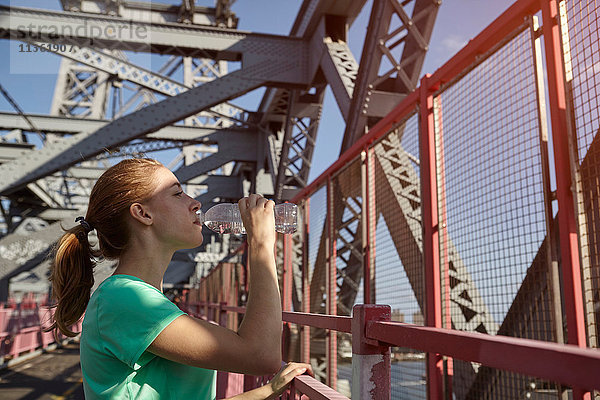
96, 277, 185, 369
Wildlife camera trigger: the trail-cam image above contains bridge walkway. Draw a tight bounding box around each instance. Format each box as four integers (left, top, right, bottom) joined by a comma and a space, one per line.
0, 342, 84, 400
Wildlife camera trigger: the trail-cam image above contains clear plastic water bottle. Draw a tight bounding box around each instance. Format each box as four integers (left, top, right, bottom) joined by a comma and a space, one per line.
196, 203, 298, 235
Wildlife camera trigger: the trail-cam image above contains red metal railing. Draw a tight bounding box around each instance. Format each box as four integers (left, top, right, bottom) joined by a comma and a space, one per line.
0, 295, 81, 366
186, 302, 600, 398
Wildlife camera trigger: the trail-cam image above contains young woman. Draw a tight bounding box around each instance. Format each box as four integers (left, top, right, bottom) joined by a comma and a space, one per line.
48, 158, 311, 399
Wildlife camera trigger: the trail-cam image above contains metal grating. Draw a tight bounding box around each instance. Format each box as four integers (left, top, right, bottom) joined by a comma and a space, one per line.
307, 185, 328, 314
373, 112, 426, 399
564, 0, 600, 349
330, 158, 362, 397
331, 159, 363, 316
304, 185, 329, 384
435, 26, 560, 399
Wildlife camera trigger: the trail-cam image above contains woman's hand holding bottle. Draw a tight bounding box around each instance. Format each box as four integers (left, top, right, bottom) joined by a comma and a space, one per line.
238, 194, 276, 249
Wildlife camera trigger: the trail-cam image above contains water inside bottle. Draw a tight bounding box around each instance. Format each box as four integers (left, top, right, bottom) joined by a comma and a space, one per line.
275, 222, 296, 234
204, 220, 246, 235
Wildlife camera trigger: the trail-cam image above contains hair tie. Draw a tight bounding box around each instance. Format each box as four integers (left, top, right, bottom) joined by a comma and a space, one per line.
75, 216, 94, 233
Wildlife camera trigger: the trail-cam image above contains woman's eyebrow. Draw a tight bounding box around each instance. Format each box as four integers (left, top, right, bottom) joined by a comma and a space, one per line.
170, 182, 182, 190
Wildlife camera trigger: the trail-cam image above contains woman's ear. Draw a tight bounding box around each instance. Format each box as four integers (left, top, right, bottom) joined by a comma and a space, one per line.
129, 203, 153, 226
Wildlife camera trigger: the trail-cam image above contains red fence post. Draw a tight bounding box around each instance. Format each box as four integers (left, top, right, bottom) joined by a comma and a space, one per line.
540, 1, 589, 399
419, 74, 444, 400
282, 233, 293, 361
361, 147, 376, 304
326, 177, 338, 390
351, 304, 391, 399
301, 199, 311, 365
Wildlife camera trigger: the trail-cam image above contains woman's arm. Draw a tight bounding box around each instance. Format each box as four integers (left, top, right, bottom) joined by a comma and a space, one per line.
148, 195, 283, 375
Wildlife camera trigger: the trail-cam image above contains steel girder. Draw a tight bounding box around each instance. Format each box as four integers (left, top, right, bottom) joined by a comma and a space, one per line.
0, 5, 302, 60
61, 0, 223, 26
263, 87, 325, 202
307, 0, 441, 319
51, 57, 111, 118
0, 111, 246, 140
341, 0, 441, 153
0, 209, 81, 300
0, 54, 310, 195
258, 0, 369, 204
320, 40, 359, 122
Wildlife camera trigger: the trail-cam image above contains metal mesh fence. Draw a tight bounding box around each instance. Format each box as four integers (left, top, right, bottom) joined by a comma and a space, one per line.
435, 25, 560, 399
307, 185, 328, 315
373, 112, 427, 399
563, 0, 600, 349
331, 158, 362, 397
332, 159, 363, 317
304, 185, 329, 383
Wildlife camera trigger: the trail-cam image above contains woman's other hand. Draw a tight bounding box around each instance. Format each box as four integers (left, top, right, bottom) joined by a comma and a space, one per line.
238, 194, 276, 248
266, 362, 313, 399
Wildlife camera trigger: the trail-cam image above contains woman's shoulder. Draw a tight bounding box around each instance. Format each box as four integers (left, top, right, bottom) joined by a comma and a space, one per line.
96, 274, 153, 293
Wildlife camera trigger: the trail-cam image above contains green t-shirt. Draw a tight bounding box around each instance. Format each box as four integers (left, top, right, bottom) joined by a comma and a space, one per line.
80, 274, 216, 399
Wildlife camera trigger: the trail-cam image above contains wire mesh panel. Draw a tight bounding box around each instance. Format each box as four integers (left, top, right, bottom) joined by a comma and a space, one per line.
563, 0, 600, 349
307, 186, 328, 315
305, 185, 329, 383
331, 158, 362, 397
372, 111, 426, 399
435, 25, 559, 399
332, 159, 363, 317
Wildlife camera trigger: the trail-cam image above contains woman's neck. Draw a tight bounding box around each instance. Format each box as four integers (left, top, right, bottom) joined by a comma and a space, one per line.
113, 239, 174, 292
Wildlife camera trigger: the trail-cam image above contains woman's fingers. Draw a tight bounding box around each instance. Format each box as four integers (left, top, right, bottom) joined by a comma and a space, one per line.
247, 193, 263, 207
268, 362, 312, 397
238, 194, 275, 210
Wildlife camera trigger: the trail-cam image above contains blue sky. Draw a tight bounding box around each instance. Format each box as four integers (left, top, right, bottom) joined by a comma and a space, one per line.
0, 0, 515, 181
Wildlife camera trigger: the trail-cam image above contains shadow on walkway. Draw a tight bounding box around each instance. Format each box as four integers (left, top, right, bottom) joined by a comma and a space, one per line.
0, 342, 84, 400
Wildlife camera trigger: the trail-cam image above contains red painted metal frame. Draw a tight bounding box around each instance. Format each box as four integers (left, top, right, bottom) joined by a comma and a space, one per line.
191, 302, 600, 397
351, 305, 391, 400
326, 177, 338, 390
282, 311, 352, 333
361, 148, 376, 304
290, 374, 350, 400
419, 74, 444, 400
540, 0, 587, 347
282, 234, 293, 312
433, 92, 454, 397
208, 306, 353, 333
540, 1, 589, 398
301, 199, 311, 364
366, 321, 600, 392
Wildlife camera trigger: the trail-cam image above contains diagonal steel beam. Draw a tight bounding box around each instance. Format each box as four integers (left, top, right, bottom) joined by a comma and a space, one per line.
0, 5, 304, 59
0, 111, 249, 142
341, 0, 440, 153
0, 56, 308, 195
320, 41, 358, 121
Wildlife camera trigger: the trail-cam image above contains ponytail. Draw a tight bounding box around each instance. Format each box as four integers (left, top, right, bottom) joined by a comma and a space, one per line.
47, 223, 99, 337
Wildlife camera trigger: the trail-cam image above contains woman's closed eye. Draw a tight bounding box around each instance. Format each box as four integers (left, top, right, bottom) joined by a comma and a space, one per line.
174, 191, 184, 197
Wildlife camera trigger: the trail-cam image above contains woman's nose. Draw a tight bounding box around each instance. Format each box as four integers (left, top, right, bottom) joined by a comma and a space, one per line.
191, 198, 201, 212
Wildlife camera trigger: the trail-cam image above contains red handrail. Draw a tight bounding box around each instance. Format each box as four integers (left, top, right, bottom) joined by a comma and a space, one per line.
189, 301, 600, 394
282, 311, 351, 333
291, 374, 350, 400
366, 320, 600, 392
